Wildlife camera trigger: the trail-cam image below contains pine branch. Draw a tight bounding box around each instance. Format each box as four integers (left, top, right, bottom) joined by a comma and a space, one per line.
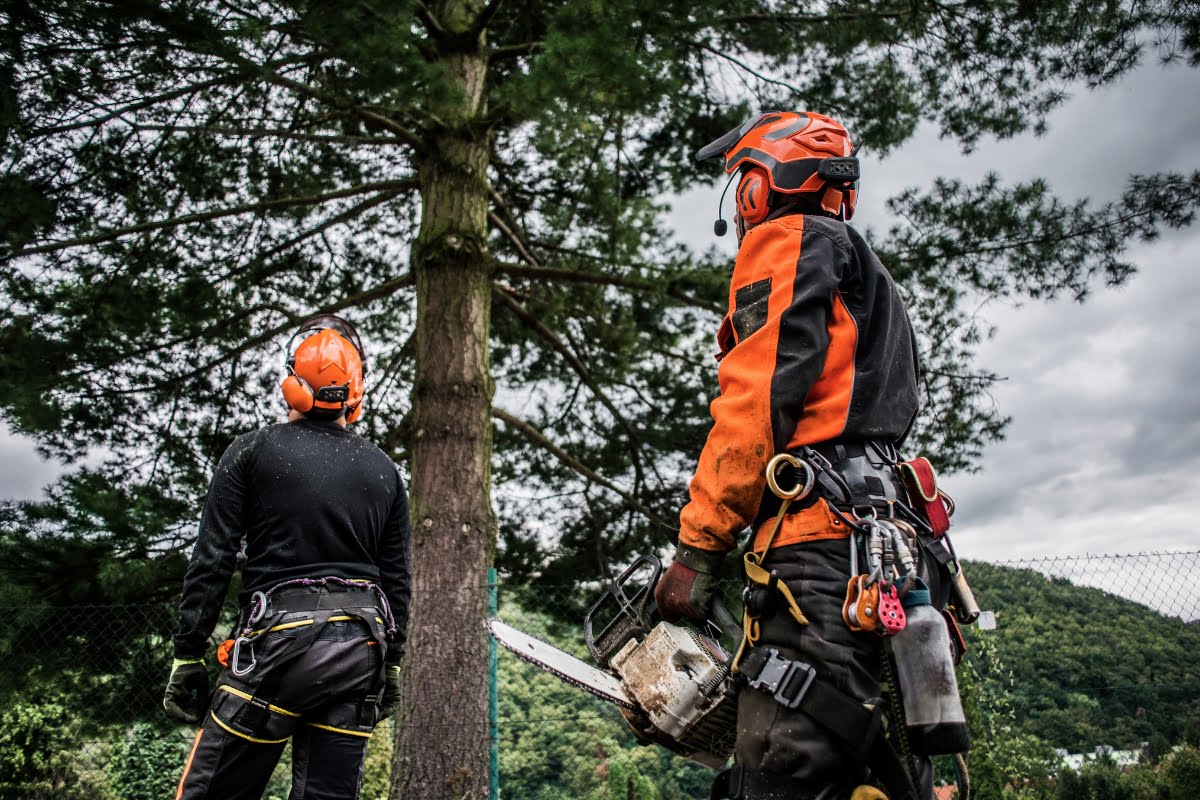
491, 406, 674, 532
493, 261, 724, 316
28, 76, 235, 137
470, 0, 506, 39
719, 9, 910, 26
12, 179, 417, 258
97, 272, 415, 398
492, 284, 649, 506
131, 123, 411, 146
253, 71, 425, 150
489, 212, 543, 267
489, 42, 543, 61
690, 39, 803, 95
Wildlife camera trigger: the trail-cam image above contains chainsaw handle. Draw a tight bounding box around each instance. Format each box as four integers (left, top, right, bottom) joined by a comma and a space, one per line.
709, 598, 742, 645
585, 554, 663, 666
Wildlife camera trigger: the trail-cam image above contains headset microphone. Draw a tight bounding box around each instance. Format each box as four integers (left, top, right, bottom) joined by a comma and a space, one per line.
713, 171, 738, 237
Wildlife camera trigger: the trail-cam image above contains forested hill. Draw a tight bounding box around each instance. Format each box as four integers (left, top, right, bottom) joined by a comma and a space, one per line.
964, 561, 1200, 753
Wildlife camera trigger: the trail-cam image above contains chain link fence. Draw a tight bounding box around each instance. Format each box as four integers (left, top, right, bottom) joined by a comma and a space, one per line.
0, 550, 1197, 799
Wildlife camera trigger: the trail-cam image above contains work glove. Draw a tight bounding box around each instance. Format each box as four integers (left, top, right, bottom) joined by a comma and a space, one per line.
378, 665, 402, 721
163, 658, 209, 724
654, 544, 725, 623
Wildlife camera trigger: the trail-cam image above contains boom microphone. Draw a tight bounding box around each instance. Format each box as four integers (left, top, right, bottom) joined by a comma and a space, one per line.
713, 171, 737, 237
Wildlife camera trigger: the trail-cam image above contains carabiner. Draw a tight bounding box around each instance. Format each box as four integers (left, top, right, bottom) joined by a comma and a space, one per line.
247, 590, 269, 626
766, 453, 815, 501
229, 636, 257, 677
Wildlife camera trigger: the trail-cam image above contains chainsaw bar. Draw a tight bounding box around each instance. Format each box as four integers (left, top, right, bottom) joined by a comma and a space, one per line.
488, 618, 635, 710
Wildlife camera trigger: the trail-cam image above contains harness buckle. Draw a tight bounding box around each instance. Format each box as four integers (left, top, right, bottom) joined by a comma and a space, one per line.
746, 648, 816, 710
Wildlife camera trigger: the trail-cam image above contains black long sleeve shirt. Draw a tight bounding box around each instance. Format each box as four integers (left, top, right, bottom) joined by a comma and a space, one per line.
172, 419, 411, 662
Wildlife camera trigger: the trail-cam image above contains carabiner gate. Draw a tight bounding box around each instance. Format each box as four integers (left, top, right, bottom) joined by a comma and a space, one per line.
229, 636, 257, 677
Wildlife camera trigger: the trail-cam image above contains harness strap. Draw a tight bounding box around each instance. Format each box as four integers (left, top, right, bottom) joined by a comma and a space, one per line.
230, 597, 391, 733
744, 556, 809, 628
738, 648, 919, 800
732, 463, 810, 674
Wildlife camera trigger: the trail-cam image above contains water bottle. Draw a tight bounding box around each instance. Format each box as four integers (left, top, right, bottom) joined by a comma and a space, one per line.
889, 581, 971, 755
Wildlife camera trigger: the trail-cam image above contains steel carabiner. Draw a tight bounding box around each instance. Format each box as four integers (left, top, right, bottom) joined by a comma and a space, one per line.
247, 590, 269, 626
229, 636, 257, 677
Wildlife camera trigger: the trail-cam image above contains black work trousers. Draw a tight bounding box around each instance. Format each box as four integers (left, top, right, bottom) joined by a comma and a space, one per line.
735, 537, 932, 800
176, 613, 383, 800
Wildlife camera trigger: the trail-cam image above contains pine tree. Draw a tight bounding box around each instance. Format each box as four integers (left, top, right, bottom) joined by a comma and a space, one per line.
1, 1, 1198, 795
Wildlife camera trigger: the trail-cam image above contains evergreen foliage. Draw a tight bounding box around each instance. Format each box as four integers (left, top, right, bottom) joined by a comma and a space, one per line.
0, 696, 99, 799
2, 1, 1199, 793
109, 722, 193, 800
965, 561, 1200, 752
1, 1, 1197, 591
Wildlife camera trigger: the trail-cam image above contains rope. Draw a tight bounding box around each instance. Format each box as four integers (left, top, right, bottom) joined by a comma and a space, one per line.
880, 646, 922, 794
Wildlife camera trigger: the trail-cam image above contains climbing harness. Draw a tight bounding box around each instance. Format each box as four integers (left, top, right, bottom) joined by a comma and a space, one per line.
212, 576, 398, 739
722, 445, 974, 800
732, 453, 813, 674
228, 576, 398, 680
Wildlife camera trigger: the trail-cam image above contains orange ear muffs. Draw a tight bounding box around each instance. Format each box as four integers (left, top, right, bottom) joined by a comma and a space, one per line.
281, 372, 316, 413
345, 402, 363, 424
735, 167, 771, 227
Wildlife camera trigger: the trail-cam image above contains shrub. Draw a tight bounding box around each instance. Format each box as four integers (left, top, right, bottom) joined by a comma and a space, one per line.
109, 722, 193, 800
0, 698, 97, 799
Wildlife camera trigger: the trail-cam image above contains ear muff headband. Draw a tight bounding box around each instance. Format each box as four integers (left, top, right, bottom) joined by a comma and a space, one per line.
284, 315, 368, 378
736, 168, 771, 226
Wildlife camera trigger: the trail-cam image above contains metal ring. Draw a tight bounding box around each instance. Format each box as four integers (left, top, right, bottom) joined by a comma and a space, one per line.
247, 591, 268, 625
765, 453, 815, 501
853, 506, 877, 521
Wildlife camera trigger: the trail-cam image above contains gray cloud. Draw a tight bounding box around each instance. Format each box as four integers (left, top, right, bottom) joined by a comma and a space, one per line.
0, 423, 62, 503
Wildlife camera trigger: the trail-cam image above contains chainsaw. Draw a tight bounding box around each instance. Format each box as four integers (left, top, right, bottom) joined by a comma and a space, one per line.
488, 554, 742, 768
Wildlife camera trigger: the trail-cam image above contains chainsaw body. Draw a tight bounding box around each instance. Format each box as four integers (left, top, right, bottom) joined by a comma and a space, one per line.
584, 555, 738, 767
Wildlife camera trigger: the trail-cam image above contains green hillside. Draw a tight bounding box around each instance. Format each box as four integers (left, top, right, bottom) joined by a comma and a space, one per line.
964, 561, 1200, 752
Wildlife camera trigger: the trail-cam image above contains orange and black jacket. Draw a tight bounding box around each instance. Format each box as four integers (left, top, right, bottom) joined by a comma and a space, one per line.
679, 213, 919, 555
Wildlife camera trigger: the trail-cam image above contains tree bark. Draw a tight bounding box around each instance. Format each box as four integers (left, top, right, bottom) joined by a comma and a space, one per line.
392, 3, 495, 798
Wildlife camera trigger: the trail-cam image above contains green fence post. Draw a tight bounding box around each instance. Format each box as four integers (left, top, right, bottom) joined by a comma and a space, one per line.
488, 567, 499, 800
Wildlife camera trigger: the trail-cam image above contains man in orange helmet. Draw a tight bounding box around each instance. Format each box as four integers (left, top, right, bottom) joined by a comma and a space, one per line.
163, 314, 411, 799
655, 112, 932, 800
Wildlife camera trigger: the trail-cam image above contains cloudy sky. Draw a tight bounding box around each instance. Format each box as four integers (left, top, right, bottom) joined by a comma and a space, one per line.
3, 51, 1198, 570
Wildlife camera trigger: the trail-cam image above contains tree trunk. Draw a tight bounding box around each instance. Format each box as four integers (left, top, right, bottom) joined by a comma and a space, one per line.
392, 4, 494, 798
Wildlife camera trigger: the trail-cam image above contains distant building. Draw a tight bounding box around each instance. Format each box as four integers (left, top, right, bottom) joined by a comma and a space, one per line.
1055, 744, 1146, 772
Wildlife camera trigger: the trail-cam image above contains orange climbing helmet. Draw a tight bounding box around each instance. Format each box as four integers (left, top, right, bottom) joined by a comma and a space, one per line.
280, 314, 367, 424
696, 111, 860, 224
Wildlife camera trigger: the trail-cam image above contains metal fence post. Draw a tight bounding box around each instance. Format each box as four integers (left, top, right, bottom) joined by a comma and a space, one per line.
488, 567, 499, 800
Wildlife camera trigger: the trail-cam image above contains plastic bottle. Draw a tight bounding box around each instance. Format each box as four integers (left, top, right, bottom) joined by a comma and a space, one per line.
889, 583, 971, 755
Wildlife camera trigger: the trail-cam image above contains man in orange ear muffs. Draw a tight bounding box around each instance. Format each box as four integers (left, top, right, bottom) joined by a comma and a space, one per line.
166, 313, 412, 800
656, 112, 940, 800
